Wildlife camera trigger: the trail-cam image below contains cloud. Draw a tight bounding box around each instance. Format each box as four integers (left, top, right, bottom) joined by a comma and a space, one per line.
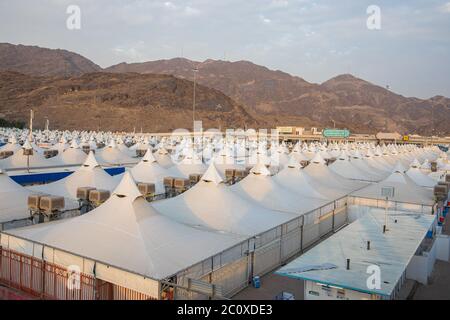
259, 14, 272, 24
440, 2, 450, 13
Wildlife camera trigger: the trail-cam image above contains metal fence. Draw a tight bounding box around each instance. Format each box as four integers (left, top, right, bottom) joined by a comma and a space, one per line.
0, 247, 156, 300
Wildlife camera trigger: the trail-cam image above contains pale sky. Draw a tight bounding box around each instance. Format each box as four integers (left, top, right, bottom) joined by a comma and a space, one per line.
1, 0, 450, 98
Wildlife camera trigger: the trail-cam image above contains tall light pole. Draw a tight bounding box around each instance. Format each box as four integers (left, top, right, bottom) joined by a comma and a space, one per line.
193, 67, 199, 131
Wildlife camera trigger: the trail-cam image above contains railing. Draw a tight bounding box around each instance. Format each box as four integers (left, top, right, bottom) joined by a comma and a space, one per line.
0, 247, 157, 300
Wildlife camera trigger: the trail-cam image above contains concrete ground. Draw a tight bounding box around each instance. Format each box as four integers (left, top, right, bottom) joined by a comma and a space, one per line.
233, 273, 304, 300
411, 260, 450, 300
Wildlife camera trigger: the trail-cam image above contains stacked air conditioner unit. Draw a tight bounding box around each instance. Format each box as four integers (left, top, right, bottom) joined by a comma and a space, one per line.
76, 187, 110, 212
0, 151, 13, 159
174, 178, 190, 194
27, 194, 65, 222
43, 149, 58, 158
137, 182, 156, 201
189, 173, 202, 186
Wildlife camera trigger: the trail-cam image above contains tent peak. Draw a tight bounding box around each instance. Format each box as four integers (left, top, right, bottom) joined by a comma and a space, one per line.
113, 171, 143, 201
201, 163, 224, 185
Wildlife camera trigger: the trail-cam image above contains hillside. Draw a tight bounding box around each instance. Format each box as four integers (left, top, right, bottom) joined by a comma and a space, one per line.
0, 43, 101, 77
1, 43, 450, 135
0, 71, 259, 132
107, 59, 450, 135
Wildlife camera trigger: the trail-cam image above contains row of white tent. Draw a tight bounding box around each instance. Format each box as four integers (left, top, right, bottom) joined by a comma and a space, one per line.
1, 143, 447, 227
0, 142, 446, 299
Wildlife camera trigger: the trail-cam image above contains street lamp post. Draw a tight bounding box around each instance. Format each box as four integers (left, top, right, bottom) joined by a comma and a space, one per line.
193, 68, 199, 131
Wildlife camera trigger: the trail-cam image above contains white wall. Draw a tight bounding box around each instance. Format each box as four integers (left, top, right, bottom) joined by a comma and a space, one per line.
436, 235, 450, 262
406, 240, 437, 285
304, 280, 376, 300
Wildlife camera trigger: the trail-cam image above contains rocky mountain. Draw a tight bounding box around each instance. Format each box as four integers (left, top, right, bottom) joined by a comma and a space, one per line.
106, 59, 450, 135
1, 43, 449, 135
0, 71, 259, 132
0, 43, 101, 77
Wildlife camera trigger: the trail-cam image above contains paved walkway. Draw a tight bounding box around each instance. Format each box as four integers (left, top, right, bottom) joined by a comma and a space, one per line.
233, 273, 304, 300
412, 260, 450, 300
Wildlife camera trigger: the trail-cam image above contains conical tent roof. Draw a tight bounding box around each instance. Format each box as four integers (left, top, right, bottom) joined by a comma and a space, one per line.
329, 152, 379, 182
230, 164, 328, 214
304, 154, 368, 192
351, 168, 434, 206
27, 152, 119, 199
167, 153, 207, 178
153, 148, 174, 169
96, 141, 136, 166
152, 163, 295, 236
124, 149, 168, 194
0, 144, 64, 169
405, 167, 438, 188
272, 156, 331, 199
7, 172, 245, 281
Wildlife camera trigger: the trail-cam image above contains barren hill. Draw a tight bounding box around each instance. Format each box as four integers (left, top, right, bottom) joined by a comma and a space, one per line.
107, 59, 450, 135
0, 71, 259, 132
0, 43, 101, 77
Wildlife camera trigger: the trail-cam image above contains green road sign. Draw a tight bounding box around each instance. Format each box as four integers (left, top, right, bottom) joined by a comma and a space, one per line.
323, 129, 350, 138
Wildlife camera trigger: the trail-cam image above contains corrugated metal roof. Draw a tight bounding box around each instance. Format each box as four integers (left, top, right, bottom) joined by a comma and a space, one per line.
276, 208, 436, 297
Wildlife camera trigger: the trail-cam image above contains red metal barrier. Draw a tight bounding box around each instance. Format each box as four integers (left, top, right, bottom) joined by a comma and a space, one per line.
0, 247, 156, 300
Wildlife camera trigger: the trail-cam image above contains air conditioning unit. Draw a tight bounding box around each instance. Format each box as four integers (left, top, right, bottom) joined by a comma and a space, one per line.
28, 194, 43, 211
89, 189, 110, 204
430, 161, 437, 172
39, 196, 65, 214
77, 187, 97, 200
225, 169, 236, 179
189, 174, 202, 185
137, 183, 156, 196
234, 169, 248, 179
174, 178, 190, 190
136, 149, 147, 157
163, 177, 176, 188
434, 185, 448, 196
23, 149, 33, 156
43, 149, 58, 158
0, 151, 14, 159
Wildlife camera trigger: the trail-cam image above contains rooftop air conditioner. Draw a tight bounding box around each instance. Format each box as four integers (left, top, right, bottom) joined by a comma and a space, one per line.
28, 194, 43, 211
163, 177, 176, 188
39, 196, 65, 214
137, 183, 156, 196
189, 174, 202, 185
89, 189, 110, 204
174, 178, 190, 190
76, 187, 97, 200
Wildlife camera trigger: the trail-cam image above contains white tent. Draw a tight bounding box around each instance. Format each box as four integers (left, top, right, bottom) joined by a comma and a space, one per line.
405, 161, 439, 188
153, 148, 174, 169
5, 172, 245, 283
96, 140, 137, 166
0, 168, 33, 224
303, 153, 368, 193
230, 162, 328, 214
0, 142, 64, 169
121, 149, 168, 195
329, 152, 379, 182
152, 163, 296, 236
57, 140, 88, 165
167, 152, 207, 178
272, 157, 331, 200
27, 152, 119, 200
350, 162, 434, 207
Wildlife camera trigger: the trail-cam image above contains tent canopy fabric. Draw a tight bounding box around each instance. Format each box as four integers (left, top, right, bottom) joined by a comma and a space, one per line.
7, 173, 245, 280
0, 169, 33, 223
152, 164, 296, 236
27, 152, 119, 200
